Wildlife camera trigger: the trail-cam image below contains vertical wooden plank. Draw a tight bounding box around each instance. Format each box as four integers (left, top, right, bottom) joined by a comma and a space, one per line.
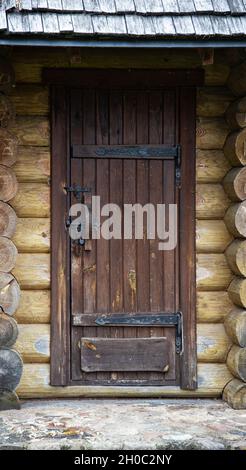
82, 90, 97, 382
179, 87, 197, 390
95, 90, 110, 382
163, 90, 177, 381
136, 92, 150, 382
123, 92, 137, 364
70, 89, 84, 380
109, 91, 124, 382
51, 85, 70, 386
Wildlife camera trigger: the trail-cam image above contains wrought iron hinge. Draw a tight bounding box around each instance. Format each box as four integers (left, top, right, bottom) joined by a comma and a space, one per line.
95, 312, 183, 354
64, 185, 91, 202
175, 145, 181, 189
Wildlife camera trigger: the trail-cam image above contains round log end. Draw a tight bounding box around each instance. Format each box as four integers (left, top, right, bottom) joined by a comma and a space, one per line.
0, 313, 18, 348
228, 277, 246, 308
0, 201, 17, 238
0, 348, 23, 391
0, 388, 20, 411
0, 165, 18, 202
224, 201, 246, 238
0, 237, 18, 273
0, 273, 21, 315
223, 379, 246, 409
224, 308, 246, 347
223, 167, 246, 202
0, 93, 15, 128
226, 239, 246, 277
224, 129, 246, 166
0, 129, 18, 167
227, 345, 246, 382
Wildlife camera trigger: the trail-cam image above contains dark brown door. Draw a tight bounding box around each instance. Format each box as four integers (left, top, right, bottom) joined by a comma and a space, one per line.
50, 70, 199, 390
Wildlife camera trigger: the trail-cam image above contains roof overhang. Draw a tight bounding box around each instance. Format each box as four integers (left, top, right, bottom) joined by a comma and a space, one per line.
0, 37, 246, 48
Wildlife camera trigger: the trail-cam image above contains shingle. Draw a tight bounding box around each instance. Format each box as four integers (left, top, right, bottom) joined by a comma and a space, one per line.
174, 15, 195, 34
125, 14, 145, 34
142, 0, 164, 14
194, 0, 214, 12
37, 0, 48, 9
134, 0, 146, 13
141, 16, 156, 35
47, 0, 63, 10
98, 0, 116, 13
212, 0, 230, 12
0, 8, 7, 30
82, 0, 101, 12
228, 0, 246, 13
28, 12, 43, 31
228, 14, 246, 32
92, 14, 108, 33
4, 1, 17, 10
42, 12, 60, 32
178, 0, 196, 13
211, 15, 231, 33
161, 0, 179, 13
152, 15, 176, 34
7, 12, 30, 32
21, 0, 33, 9
71, 13, 93, 33
58, 13, 73, 31
62, 0, 83, 11
106, 14, 127, 34
115, 0, 135, 13
192, 14, 214, 34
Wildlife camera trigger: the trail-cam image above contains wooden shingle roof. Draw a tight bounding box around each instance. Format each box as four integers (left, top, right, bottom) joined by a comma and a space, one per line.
1, 0, 246, 37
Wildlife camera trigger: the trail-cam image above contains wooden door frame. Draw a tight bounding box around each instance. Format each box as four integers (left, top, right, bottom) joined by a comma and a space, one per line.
48, 69, 203, 390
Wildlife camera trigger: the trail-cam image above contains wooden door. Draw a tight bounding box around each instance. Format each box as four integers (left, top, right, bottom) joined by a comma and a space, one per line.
50, 70, 199, 390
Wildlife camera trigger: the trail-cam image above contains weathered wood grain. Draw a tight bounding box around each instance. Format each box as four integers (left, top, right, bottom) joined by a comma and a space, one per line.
14, 146, 50, 182
196, 149, 231, 183
224, 129, 246, 166
197, 87, 233, 117
0, 165, 18, 202
224, 201, 246, 238
196, 184, 230, 219
0, 237, 18, 272
196, 220, 232, 253
196, 254, 233, 291
11, 183, 50, 217
15, 324, 50, 363
10, 117, 50, 146
0, 313, 18, 348
0, 349, 23, 391
197, 291, 233, 323
12, 253, 50, 289
226, 240, 246, 277
225, 309, 246, 348
227, 345, 246, 382
0, 201, 17, 238
0, 273, 21, 316
16, 363, 233, 397
196, 118, 229, 150
223, 379, 246, 409
0, 129, 18, 167
226, 97, 246, 130
14, 290, 50, 324
228, 277, 246, 308
13, 218, 50, 253
10, 85, 49, 116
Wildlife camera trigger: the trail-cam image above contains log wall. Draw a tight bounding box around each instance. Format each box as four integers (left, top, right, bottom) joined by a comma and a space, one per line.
223, 65, 246, 408
1, 47, 239, 398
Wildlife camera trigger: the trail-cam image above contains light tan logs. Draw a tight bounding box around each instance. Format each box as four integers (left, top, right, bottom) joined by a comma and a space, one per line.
196, 220, 232, 253
11, 183, 50, 218
0, 129, 18, 167
196, 184, 230, 219
197, 87, 233, 117
0, 273, 20, 316
14, 323, 230, 364
197, 291, 233, 323
12, 254, 50, 289
227, 345, 246, 381
226, 97, 246, 130
10, 117, 49, 146
227, 61, 246, 97
17, 363, 233, 398
13, 218, 50, 253
0, 165, 18, 202
225, 309, 246, 347
0, 202, 17, 238
14, 146, 50, 182
14, 290, 50, 324
228, 277, 246, 308
223, 379, 246, 409
0, 237, 17, 272
196, 150, 231, 183
0, 314, 18, 348
224, 129, 246, 166
10, 85, 49, 116
0, 93, 15, 128
226, 240, 246, 277
196, 254, 233, 291
223, 167, 246, 201
224, 201, 246, 238
196, 118, 229, 150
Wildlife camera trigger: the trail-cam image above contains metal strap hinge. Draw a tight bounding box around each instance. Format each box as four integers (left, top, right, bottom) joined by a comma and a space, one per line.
95, 312, 183, 354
